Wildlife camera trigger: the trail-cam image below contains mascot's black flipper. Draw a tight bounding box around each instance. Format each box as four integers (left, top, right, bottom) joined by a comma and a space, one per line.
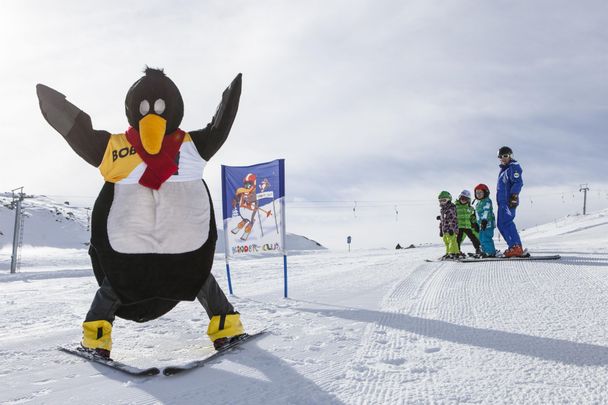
36, 84, 110, 166
190, 73, 242, 160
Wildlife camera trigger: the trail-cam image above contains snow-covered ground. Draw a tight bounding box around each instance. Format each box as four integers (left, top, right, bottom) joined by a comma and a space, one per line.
2, 210, 608, 404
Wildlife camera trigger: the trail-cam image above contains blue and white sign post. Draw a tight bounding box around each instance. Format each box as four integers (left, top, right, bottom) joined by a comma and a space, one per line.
221, 159, 288, 298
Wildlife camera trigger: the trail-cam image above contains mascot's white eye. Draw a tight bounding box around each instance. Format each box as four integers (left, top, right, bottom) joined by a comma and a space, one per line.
139, 100, 150, 115
154, 99, 166, 115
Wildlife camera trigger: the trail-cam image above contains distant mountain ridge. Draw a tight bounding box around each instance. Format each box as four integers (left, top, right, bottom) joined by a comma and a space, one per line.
0, 193, 325, 251
0, 193, 90, 249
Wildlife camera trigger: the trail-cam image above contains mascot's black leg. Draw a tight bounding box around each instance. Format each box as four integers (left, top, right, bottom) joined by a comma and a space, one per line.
81, 278, 121, 357
196, 274, 235, 317
197, 274, 245, 349
85, 278, 121, 323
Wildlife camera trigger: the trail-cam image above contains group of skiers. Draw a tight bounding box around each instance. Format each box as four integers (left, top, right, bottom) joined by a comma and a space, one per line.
437, 146, 525, 259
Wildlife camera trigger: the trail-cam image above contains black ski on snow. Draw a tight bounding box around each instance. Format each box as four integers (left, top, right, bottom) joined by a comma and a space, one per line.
163, 330, 267, 376
426, 254, 562, 263
425, 252, 482, 262
58, 346, 160, 376
425, 257, 467, 262
457, 254, 561, 263
425, 258, 454, 262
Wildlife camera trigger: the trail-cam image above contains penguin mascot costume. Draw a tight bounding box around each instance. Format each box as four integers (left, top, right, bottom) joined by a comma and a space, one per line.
36, 68, 244, 357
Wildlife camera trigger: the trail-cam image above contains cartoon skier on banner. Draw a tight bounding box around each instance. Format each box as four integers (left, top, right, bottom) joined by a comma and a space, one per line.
36, 68, 246, 360
231, 174, 275, 241
230, 173, 259, 240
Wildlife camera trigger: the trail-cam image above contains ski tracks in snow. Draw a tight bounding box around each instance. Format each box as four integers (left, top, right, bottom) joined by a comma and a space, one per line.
4, 248, 608, 404
333, 252, 608, 404
331, 261, 450, 403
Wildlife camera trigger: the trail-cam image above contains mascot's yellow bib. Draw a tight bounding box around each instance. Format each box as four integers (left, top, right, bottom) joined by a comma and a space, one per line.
99, 133, 201, 184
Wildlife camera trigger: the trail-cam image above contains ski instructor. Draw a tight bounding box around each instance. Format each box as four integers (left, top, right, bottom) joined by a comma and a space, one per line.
496, 146, 525, 257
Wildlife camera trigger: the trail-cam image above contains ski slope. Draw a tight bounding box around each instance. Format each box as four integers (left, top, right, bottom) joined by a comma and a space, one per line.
2, 211, 608, 404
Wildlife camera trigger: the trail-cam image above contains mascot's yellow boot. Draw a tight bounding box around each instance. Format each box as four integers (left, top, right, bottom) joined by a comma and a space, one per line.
82, 320, 113, 358
207, 313, 245, 350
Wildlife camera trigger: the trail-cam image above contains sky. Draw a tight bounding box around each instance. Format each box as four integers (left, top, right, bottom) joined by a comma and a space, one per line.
1, 0, 607, 249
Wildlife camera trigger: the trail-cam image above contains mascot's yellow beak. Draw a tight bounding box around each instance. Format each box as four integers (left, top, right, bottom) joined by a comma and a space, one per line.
139, 114, 167, 155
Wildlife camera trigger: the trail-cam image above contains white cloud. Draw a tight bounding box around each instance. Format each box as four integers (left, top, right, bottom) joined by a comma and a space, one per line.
1, 0, 607, 248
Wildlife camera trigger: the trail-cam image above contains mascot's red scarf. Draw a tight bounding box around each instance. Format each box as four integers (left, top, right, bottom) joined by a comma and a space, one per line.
126, 127, 185, 190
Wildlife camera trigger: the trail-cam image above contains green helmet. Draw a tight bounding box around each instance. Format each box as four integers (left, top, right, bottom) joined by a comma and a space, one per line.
438, 191, 452, 200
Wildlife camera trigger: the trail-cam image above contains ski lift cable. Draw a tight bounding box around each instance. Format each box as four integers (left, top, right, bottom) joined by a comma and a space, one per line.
20, 187, 608, 209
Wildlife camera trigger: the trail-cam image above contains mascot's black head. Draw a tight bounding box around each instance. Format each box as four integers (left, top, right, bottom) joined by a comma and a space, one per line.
125, 67, 184, 154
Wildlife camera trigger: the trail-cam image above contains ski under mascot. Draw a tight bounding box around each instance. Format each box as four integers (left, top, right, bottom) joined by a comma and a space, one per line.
36, 68, 245, 357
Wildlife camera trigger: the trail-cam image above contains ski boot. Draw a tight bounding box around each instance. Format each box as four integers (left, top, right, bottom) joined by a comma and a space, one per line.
208, 313, 245, 350
79, 345, 111, 359
504, 245, 524, 258
213, 334, 248, 350
81, 320, 112, 358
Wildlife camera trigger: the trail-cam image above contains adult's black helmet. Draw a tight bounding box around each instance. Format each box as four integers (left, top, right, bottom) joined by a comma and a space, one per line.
498, 146, 513, 157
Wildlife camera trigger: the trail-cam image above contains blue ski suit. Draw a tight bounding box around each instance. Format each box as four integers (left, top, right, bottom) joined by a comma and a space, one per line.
496, 159, 523, 248
475, 197, 497, 255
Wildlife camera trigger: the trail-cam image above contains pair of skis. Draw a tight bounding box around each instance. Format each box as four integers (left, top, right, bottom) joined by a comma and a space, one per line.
458, 254, 561, 262
59, 330, 266, 377
426, 254, 561, 263
231, 223, 252, 241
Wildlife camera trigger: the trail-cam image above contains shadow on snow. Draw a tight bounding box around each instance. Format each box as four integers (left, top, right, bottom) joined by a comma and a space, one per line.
297, 306, 608, 367
83, 342, 344, 404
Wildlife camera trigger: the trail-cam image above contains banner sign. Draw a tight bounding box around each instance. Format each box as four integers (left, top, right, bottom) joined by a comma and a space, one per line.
221, 159, 285, 259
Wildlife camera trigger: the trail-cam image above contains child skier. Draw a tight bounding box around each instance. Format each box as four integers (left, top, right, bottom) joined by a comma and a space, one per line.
474, 184, 497, 257
455, 190, 482, 256
437, 191, 459, 259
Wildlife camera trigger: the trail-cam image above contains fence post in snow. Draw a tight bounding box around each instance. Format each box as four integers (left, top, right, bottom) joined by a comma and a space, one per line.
10, 187, 25, 274
579, 184, 589, 215
225, 260, 233, 295
283, 254, 288, 298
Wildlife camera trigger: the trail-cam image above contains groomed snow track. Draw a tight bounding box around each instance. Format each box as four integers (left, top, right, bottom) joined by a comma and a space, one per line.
330, 253, 608, 404
2, 241, 608, 403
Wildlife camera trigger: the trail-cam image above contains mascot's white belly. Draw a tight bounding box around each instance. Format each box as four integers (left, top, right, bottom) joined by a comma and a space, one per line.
102, 136, 211, 254
108, 180, 210, 254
